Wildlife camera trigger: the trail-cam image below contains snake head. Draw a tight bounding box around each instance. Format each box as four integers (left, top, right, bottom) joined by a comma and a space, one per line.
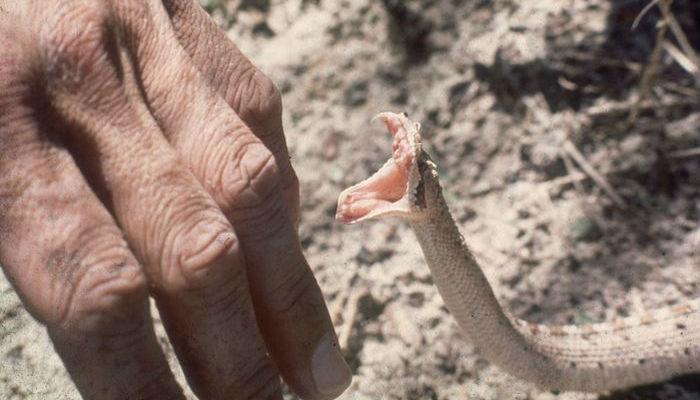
336, 111, 430, 224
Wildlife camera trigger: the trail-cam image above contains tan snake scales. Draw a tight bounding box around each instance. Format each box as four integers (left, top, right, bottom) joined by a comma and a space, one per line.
336, 112, 700, 392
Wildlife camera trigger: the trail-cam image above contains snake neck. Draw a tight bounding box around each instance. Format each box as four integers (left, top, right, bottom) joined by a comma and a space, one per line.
408, 191, 700, 391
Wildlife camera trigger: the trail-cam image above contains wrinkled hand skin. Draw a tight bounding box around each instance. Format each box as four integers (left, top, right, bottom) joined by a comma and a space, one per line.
0, 1, 351, 399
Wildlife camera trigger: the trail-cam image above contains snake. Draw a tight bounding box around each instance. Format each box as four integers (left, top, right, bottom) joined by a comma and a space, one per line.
335, 111, 700, 392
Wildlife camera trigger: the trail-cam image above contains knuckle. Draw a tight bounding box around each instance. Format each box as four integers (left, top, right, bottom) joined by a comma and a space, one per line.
220, 140, 280, 209
51, 246, 147, 339
218, 140, 292, 240
250, 71, 283, 124
45, 223, 148, 337
161, 209, 239, 292
230, 67, 283, 134
237, 141, 278, 194
133, 163, 242, 291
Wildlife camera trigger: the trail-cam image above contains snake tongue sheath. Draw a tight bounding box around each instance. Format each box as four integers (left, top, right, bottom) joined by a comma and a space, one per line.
336, 112, 700, 392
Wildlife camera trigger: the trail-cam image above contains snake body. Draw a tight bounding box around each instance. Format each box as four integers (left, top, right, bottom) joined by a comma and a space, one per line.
337, 112, 700, 391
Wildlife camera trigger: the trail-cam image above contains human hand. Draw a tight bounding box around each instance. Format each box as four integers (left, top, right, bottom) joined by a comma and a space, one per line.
0, 1, 351, 399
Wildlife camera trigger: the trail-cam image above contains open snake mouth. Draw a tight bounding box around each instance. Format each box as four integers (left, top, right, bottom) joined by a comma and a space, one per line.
336, 112, 422, 224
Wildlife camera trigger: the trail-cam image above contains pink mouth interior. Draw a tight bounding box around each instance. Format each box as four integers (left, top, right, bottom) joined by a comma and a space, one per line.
336, 114, 414, 224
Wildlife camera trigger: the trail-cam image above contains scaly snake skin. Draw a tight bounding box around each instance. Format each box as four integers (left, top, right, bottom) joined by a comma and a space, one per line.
336, 112, 700, 392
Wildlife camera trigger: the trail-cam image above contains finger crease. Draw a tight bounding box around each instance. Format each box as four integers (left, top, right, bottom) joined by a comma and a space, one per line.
203, 281, 249, 319
233, 196, 286, 241
272, 269, 314, 314
238, 359, 279, 400
130, 363, 181, 400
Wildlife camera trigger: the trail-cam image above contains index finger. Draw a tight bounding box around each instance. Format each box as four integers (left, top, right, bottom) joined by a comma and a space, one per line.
161, 0, 300, 221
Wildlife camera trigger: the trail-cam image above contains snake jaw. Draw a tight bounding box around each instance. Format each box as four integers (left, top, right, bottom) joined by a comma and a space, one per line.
336, 112, 424, 224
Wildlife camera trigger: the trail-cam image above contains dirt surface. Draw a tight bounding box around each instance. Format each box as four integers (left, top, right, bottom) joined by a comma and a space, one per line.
2, 0, 700, 399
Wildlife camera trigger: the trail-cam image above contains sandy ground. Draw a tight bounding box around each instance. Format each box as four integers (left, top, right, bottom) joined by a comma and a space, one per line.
2, 0, 700, 399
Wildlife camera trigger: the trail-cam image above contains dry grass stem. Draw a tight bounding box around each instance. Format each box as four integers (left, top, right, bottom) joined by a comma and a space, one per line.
337, 286, 366, 350
657, 0, 699, 67
544, 171, 588, 191
562, 140, 627, 208
631, 0, 661, 31
669, 147, 700, 159
662, 40, 699, 75
560, 149, 586, 194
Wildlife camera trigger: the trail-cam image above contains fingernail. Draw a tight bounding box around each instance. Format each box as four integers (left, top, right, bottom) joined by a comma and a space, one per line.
312, 332, 352, 396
